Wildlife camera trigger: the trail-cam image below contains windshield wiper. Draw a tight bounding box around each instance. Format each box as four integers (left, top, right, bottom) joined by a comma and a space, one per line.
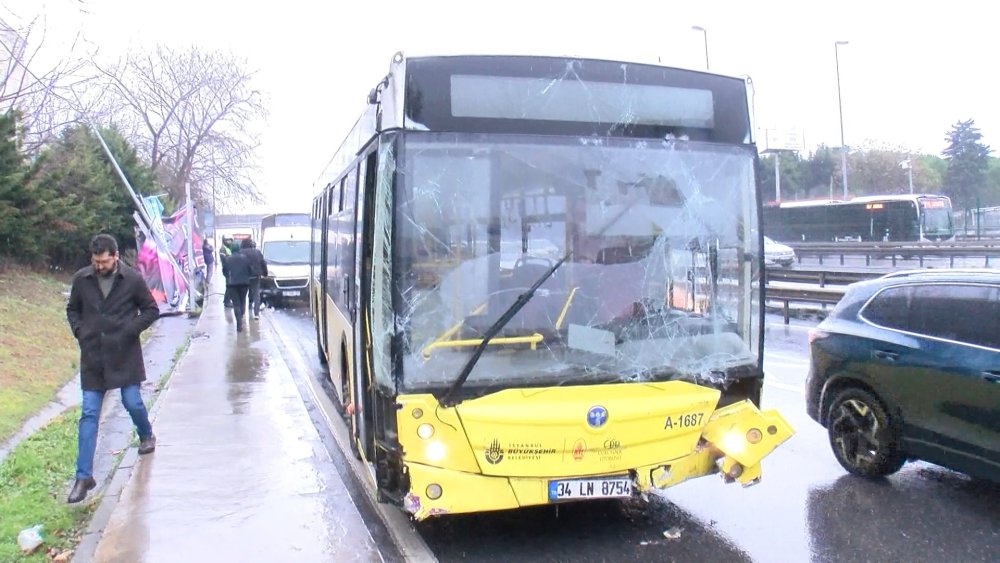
438, 200, 638, 407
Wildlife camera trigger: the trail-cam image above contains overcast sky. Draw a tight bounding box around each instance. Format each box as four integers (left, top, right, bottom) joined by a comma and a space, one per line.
5, 0, 996, 213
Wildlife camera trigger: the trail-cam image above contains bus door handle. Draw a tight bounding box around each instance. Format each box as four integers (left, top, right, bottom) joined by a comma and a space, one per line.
872, 349, 899, 362
343, 274, 350, 298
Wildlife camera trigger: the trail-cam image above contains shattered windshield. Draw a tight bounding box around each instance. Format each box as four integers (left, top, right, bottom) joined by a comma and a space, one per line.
391, 133, 760, 393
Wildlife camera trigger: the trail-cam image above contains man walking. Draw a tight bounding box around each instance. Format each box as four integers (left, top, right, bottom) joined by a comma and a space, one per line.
219, 236, 233, 308
66, 234, 160, 503
240, 238, 268, 320
222, 240, 252, 331
202, 237, 215, 285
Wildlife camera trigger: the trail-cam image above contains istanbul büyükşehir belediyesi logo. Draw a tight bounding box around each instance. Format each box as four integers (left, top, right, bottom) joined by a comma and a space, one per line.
485, 438, 504, 464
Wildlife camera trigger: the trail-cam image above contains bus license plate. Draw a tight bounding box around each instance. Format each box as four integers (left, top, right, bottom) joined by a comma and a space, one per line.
282, 290, 301, 297
548, 477, 632, 502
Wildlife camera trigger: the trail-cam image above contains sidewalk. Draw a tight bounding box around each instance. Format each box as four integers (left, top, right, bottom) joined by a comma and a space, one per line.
74, 284, 382, 562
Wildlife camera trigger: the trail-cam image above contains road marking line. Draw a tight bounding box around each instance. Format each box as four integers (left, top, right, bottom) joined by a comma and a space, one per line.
764, 351, 810, 362
764, 361, 809, 371
764, 379, 805, 394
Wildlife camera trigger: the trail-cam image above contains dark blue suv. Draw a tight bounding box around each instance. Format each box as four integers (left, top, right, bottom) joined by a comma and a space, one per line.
806, 269, 1000, 481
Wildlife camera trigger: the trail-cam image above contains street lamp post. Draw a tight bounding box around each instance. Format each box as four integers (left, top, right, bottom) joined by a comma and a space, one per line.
692, 26, 710, 70
835, 40, 849, 199
908, 162, 914, 194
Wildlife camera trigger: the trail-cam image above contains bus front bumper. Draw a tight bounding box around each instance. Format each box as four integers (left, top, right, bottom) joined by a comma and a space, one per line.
401, 400, 793, 520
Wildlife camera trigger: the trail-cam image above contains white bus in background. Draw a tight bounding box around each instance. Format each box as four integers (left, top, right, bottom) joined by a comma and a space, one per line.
259, 225, 311, 306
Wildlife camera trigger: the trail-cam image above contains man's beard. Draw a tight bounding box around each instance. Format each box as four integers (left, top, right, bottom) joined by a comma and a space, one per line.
98, 265, 116, 278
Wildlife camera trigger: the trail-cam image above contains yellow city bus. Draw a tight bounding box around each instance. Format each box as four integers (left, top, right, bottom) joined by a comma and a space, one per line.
310, 52, 793, 520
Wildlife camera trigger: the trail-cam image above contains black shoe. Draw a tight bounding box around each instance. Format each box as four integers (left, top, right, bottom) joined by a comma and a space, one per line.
67, 477, 97, 504
138, 434, 156, 455
236, 322, 244, 332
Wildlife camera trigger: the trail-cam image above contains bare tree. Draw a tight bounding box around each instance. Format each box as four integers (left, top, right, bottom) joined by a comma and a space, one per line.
95, 45, 267, 209
1, 14, 96, 154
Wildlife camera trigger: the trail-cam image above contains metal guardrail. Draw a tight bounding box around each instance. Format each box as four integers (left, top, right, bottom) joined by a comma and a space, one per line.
788, 241, 1000, 268
765, 285, 846, 324
765, 245, 1000, 323
764, 268, 883, 287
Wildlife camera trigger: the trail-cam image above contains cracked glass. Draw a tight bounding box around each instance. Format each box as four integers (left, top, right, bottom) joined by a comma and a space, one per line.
389, 133, 760, 394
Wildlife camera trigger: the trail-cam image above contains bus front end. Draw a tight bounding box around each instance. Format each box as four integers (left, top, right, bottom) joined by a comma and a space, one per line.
374, 126, 793, 519
397, 384, 791, 519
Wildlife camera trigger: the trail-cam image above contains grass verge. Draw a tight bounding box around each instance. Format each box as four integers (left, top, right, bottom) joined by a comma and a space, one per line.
0, 266, 78, 444
0, 407, 90, 561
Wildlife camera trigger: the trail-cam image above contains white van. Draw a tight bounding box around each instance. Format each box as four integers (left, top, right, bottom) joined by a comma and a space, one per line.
259, 226, 311, 306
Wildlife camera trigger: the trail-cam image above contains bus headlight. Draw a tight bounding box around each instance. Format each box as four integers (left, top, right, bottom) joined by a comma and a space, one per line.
425, 441, 447, 463
417, 423, 435, 440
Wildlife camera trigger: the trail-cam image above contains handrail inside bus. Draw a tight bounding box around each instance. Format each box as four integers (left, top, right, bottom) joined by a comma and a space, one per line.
421, 333, 544, 360
421, 302, 487, 358
421, 286, 581, 360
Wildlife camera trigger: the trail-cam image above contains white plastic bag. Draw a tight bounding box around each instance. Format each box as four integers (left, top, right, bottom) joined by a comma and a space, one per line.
17, 524, 43, 553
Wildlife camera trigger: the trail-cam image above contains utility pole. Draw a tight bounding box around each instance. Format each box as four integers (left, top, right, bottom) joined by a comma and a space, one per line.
184, 181, 197, 313
835, 41, 849, 198
692, 26, 710, 70
907, 158, 914, 194
774, 152, 782, 201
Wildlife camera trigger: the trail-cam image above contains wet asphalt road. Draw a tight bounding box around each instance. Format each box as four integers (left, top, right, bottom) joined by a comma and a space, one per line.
269, 305, 1000, 563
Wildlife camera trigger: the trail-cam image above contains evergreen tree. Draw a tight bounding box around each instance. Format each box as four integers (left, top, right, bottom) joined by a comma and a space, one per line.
22, 125, 155, 269
942, 119, 991, 209
759, 152, 807, 202
0, 111, 30, 260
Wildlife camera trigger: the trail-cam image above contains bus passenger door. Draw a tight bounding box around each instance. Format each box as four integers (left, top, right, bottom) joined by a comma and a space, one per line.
315, 189, 330, 363
351, 151, 379, 463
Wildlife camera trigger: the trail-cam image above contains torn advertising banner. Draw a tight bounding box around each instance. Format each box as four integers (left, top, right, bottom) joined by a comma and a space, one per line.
134, 197, 205, 309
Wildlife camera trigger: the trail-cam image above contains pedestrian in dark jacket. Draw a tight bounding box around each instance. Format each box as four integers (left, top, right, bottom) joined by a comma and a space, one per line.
240, 238, 268, 320
202, 238, 215, 284
222, 244, 252, 331
65, 234, 160, 503
219, 237, 233, 307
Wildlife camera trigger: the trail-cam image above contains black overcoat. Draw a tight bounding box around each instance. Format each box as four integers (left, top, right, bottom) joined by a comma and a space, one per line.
66, 264, 160, 390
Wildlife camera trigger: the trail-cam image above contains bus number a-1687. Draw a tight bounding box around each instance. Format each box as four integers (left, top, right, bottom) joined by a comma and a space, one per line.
664, 412, 704, 429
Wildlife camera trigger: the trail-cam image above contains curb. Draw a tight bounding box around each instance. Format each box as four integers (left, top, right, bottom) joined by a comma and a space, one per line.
267, 320, 437, 563
71, 310, 206, 563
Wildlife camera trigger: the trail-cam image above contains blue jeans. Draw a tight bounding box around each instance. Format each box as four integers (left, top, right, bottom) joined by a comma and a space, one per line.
76, 385, 153, 480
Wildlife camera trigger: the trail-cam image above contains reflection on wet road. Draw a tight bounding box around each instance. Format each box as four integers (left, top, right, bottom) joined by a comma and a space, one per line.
271, 307, 1000, 563
93, 300, 382, 562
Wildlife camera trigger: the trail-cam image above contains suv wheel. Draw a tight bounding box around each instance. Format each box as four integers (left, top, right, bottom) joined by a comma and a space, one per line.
827, 388, 905, 477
